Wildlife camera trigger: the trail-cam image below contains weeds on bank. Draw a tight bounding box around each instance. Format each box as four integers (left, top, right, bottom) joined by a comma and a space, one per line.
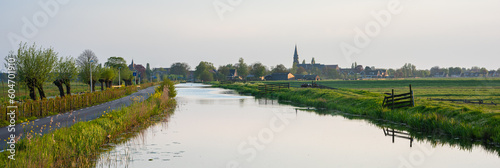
0, 80, 176, 168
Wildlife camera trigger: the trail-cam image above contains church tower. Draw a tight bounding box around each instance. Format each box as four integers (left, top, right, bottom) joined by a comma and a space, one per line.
293, 45, 299, 64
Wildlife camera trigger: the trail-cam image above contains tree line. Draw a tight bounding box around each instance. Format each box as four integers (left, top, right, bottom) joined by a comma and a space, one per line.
4, 43, 153, 101
167, 58, 500, 81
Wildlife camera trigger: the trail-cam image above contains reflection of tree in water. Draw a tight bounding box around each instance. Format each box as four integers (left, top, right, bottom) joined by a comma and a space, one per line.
304, 108, 500, 157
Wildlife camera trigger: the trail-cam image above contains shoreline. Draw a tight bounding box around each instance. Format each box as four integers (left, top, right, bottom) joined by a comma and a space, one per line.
0, 80, 177, 167
212, 82, 500, 145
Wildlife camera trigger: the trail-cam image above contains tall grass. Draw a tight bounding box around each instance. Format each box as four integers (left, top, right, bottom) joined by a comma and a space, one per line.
213, 82, 500, 144
0, 80, 175, 168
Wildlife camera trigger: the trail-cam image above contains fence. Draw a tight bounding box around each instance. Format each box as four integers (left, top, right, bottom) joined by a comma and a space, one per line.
427, 98, 497, 105
382, 84, 415, 110
300, 81, 337, 90
1, 82, 156, 122
258, 83, 290, 94
382, 127, 414, 147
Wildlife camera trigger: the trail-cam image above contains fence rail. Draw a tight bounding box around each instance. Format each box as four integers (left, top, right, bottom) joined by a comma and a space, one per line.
300, 81, 337, 90
383, 127, 414, 147
382, 84, 415, 110
1, 82, 156, 122
427, 98, 497, 105
258, 83, 290, 93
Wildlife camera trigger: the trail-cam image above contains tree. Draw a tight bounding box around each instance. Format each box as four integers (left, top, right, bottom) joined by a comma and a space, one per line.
322, 67, 340, 79
290, 62, 298, 74
77, 49, 100, 92
480, 67, 488, 77
311, 57, 316, 64
104, 56, 127, 69
250, 62, 267, 78
448, 67, 462, 76
194, 61, 215, 81
120, 68, 134, 86
235, 58, 249, 78
146, 63, 152, 81
199, 70, 214, 81
134, 64, 146, 81
53, 56, 78, 97
387, 69, 396, 77
6, 43, 58, 100
170, 62, 190, 78
430, 66, 440, 75
105, 56, 128, 85
302, 59, 306, 64
100, 67, 116, 89
217, 64, 231, 76
296, 67, 307, 75
271, 64, 289, 73
217, 64, 232, 81
395, 69, 404, 78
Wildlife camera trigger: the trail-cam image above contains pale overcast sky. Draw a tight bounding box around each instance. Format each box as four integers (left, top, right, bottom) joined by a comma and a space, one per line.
1, 0, 499, 70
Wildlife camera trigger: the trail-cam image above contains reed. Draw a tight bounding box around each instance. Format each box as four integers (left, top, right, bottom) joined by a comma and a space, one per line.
213, 82, 500, 144
0, 80, 175, 167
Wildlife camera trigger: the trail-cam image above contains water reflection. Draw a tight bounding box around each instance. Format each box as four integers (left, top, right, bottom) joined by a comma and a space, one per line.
284, 106, 500, 157
95, 83, 500, 167
382, 127, 414, 147
96, 104, 176, 168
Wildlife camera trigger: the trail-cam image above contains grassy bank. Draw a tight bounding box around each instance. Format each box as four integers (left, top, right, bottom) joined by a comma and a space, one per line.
264, 78, 500, 112
213, 82, 500, 144
0, 80, 176, 168
0, 82, 157, 127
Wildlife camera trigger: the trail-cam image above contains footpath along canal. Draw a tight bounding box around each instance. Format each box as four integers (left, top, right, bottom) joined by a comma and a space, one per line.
97, 83, 500, 168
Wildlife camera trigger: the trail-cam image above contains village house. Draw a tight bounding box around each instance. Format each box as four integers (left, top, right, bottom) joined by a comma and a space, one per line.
246, 75, 265, 81
294, 74, 320, 81
227, 69, 242, 80
265, 73, 295, 81
360, 69, 388, 78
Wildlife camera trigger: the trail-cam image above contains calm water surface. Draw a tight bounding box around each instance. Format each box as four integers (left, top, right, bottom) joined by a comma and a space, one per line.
97, 83, 500, 168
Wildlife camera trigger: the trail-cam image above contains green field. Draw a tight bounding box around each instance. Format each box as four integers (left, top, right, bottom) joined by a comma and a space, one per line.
262, 78, 500, 112
212, 80, 500, 147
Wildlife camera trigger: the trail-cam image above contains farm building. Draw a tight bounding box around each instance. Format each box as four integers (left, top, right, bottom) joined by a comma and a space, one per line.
265, 73, 295, 81
294, 74, 320, 81
360, 69, 388, 78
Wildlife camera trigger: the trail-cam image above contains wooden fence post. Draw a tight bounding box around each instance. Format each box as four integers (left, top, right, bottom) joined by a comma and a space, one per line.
410, 84, 415, 107
391, 89, 395, 110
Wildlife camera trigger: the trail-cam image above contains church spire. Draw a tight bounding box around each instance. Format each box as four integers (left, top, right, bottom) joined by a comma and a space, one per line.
293, 44, 299, 64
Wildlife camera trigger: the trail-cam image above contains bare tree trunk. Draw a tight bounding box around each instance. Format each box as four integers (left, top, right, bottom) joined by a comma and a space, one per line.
106, 80, 112, 88
99, 79, 105, 91
37, 86, 46, 100
90, 80, 97, 92
28, 83, 36, 100
124, 79, 132, 86
53, 79, 65, 97
63, 80, 71, 95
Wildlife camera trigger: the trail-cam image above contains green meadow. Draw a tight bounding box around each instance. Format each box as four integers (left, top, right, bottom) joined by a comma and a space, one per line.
212, 78, 500, 145
263, 78, 500, 113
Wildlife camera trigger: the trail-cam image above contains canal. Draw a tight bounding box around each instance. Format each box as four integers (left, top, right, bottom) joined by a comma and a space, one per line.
96, 83, 500, 167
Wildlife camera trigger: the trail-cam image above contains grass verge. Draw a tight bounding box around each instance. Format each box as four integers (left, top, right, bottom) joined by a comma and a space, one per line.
0, 80, 176, 167
212, 82, 500, 144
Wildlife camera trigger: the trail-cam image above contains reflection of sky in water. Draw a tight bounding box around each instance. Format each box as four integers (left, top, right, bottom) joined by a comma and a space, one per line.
176, 83, 252, 100
97, 83, 500, 168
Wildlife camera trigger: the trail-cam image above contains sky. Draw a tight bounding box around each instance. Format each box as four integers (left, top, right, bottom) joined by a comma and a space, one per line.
1, 0, 499, 71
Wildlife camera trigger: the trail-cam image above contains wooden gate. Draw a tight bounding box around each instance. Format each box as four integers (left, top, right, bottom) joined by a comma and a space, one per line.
382, 84, 415, 110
